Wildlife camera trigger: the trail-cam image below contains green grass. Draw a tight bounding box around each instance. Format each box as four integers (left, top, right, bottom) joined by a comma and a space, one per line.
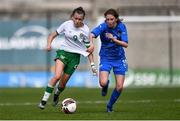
0, 87, 180, 120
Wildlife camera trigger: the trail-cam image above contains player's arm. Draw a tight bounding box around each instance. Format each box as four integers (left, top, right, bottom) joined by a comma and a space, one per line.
88, 53, 98, 76
106, 33, 128, 48
106, 23, 128, 48
86, 33, 95, 53
87, 23, 106, 53
47, 31, 58, 51
47, 21, 66, 51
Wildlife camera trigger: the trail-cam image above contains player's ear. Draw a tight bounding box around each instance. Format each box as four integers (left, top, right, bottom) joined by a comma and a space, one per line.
116, 18, 119, 23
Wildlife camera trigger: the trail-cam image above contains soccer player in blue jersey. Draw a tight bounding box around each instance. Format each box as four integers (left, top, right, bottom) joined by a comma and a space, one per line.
89, 8, 128, 112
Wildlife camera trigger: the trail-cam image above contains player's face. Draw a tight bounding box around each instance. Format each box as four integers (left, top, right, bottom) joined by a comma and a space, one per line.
72, 12, 84, 28
105, 14, 117, 28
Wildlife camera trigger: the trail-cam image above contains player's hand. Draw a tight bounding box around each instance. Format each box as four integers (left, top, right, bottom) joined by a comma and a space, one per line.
86, 44, 94, 53
106, 33, 114, 39
46, 45, 52, 51
91, 63, 98, 76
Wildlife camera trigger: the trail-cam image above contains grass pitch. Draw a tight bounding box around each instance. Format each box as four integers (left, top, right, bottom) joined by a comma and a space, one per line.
0, 87, 180, 120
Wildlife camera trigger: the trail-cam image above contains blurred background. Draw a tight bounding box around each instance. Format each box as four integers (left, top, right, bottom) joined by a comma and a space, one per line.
0, 0, 180, 88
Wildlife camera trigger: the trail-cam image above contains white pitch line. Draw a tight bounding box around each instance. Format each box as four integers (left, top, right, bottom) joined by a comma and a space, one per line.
0, 99, 179, 106
0, 102, 38, 106
174, 99, 180, 102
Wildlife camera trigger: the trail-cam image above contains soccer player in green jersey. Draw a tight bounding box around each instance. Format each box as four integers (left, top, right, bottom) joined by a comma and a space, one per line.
38, 7, 97, 109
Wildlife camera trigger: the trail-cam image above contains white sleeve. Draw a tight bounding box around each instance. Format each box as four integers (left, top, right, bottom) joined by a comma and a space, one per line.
83, 25, 90, 42
82, 26, 90, 47
56, 21, 67, 34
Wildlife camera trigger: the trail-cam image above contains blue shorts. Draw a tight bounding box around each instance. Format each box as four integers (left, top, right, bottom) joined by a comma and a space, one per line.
99, 58, 128, 75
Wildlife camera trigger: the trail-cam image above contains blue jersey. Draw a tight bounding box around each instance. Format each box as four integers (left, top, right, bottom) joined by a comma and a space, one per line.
91, 22, 128, 60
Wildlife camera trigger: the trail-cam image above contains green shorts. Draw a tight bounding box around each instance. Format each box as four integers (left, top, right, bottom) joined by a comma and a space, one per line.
54, 50, 80, 75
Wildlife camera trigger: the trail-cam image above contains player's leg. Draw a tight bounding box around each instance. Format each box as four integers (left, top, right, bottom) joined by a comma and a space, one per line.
53, 51, 80, 106
39, 59, 64, 109
53, 73, 71, 106
106, 59, 127, 112
107, 74, 125, 112
99, 59, 111, 96
99, 71, 110, 96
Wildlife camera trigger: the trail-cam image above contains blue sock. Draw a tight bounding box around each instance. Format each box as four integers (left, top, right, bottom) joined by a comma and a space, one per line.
107, 89, 121, 108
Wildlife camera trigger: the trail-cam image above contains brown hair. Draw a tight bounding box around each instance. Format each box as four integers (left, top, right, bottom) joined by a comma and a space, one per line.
104, 8, 121, 23
71, 7, 86, 19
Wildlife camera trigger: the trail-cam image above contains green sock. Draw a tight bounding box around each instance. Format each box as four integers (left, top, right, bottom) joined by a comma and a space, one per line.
46, 86, 54, 93
55, 86, 65, 95
42, 84, 54, 101
58, 86, 65, 92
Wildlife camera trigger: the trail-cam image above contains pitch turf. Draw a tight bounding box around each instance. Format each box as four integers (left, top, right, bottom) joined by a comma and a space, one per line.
0, 87, 180, 120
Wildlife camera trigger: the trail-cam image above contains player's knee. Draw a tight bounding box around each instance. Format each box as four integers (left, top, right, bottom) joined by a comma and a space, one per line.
116, 85, 123, 91
99, 81, 107, 87
53, 75, 61, 81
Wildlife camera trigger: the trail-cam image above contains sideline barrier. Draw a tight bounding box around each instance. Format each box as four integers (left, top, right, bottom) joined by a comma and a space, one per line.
0, 70, 180, 87
0, 71, 99, 88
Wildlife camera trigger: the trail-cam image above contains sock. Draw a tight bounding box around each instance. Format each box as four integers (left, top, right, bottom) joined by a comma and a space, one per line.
105, 80, 109, 87
107, 89, 121, 108
42, 84, 54, 101
55, 86, 65, 95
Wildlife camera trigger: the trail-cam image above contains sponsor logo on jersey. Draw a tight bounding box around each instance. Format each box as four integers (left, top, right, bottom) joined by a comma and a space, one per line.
60, 55, 65, 60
